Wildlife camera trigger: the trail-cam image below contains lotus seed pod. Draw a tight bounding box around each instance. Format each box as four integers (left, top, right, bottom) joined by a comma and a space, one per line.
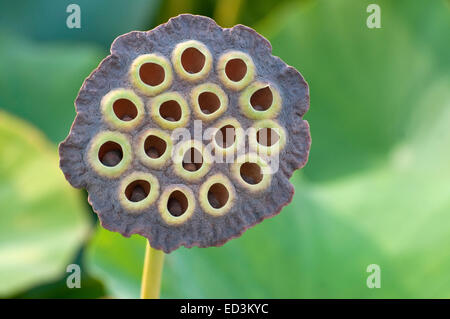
59, 14, 311, 253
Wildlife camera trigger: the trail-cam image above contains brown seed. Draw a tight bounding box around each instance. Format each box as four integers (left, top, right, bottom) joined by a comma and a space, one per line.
130, 185, 147, 202
252, 105, 265, 111
242, 175, 255, 185
101, 150, 122, 167
121, 115, 133, 121
183, 162, 198, 171
146, 147, 160, 158
167, 198, 183, 216
207, 191, 221, 208
165, 116, 176, 122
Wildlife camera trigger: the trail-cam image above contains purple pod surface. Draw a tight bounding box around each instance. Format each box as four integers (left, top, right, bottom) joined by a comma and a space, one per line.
59, 14, 310, 253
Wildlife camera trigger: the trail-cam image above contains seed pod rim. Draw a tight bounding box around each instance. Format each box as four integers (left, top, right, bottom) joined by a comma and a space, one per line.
172, 40, 213, 82
158, 184, 196, 225
136, 128, 173, 169
172, 139, 213, 182
129, 53, 173, 96
87, 130, 132, 178
190, 82, 228, 122
210, 117, 245, 157
101, 89, 145, 131
248, 119, 287, 156
239, 81, 282, 120
118, 171, 160, 212
149, 91, 190, 130
199, 173, 236, 216
217, 50, 255, 91
231, 152, 272, 192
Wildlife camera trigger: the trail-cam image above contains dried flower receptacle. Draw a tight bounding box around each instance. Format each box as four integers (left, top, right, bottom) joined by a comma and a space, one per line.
59, 14, 310, 253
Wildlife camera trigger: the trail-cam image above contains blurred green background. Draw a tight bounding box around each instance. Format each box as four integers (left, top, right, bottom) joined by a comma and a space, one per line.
0, 0, 449, 298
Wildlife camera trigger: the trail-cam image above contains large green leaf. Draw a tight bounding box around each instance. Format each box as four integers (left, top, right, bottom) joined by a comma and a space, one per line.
0, 111, 91, 296
84, 0, 450, 298
0, 33, 103, 143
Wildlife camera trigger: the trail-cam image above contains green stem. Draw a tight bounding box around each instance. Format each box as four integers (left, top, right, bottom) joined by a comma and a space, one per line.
140, 241, 165, 299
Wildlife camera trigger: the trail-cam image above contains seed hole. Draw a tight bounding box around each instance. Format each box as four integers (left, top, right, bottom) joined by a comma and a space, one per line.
125, 180, 150, 203
182, 148, 203, 172
207, 183, 229, 209
98, 141, 123, 167
240, 162, 263, 185
113, 99, 138, 121
159, 100, 182, 122
256, 128, 280, 146
250, 86, 273, 111
181, 47, 206, 74
167, 190, 189, 217
215, 125, 236, 148
198, 92, 220, 115
144, 135, 167, 159
139, 62, 165, 86
225, 58, 247, 82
